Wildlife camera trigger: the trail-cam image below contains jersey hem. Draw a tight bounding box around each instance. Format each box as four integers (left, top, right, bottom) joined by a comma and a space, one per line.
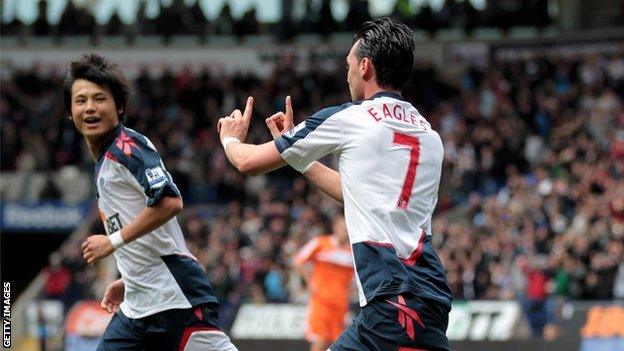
361, 284, 452, 308
119, 296, 218, 319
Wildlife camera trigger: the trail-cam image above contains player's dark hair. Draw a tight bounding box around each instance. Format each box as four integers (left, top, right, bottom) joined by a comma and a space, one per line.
63, 54, 130, 121
353, 17, 415, 90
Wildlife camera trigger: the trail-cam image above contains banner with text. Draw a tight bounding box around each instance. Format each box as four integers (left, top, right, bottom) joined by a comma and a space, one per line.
0, 202, 91, 232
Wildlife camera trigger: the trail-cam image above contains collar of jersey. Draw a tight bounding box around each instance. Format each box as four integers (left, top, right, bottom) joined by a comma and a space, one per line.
96, 123, 124, 163
368, 91, 405, 101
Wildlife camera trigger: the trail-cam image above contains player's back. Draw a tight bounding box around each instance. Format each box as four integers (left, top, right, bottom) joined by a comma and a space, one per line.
339, 95, 443, 251
335, 92, 451, 307
276, 91, 452, 307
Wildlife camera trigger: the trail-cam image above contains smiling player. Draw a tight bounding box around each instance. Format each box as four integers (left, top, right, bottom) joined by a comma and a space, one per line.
67, 54, 237, 351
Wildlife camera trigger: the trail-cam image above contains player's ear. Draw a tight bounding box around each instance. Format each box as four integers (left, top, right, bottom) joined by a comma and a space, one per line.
360, 57, 374, 81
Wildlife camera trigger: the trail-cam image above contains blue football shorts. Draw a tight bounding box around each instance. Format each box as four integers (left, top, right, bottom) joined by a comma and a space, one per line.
331, 294, 450, 351
97, 302, 238, 351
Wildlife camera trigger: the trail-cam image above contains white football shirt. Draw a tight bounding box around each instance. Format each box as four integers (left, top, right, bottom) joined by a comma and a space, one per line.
95, 124, 217, 319
276, 92, 452, 307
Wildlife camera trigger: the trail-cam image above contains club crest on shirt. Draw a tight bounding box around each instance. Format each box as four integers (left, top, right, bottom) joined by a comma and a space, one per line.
145, 166, 167, 188
286, 121, 307, 138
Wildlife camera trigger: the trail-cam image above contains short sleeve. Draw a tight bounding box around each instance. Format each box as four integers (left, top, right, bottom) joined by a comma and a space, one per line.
109, 130, 181, 207
275, 104, 350, 172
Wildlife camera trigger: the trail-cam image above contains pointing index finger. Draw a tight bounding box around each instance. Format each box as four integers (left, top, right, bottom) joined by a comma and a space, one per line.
285, 95, 293, 118
243, 96, 254, 121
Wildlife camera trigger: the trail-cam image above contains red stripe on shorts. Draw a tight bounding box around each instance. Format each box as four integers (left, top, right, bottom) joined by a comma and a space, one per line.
178, 326, 221, 351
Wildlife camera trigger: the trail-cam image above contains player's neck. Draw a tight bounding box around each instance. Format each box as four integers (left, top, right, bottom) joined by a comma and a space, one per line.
84, 128, 118, 161
363, 85, 401, 100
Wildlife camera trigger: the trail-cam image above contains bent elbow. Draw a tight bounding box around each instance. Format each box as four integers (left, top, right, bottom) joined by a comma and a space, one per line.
173, 200, 183, 214
237, 160, 263, 176
168, 198, 183, 216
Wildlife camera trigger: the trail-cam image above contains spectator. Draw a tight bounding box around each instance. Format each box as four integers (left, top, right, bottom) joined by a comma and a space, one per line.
43, 252, 71, 299
32, 0, 50, 36
234, 7, 259, 38
317, 0, 337, 38
346, 0, 372, 31
57, 1, 95, 37
212, 3, 234, 35
415, 4, 439, 36
104, 11, 123, 36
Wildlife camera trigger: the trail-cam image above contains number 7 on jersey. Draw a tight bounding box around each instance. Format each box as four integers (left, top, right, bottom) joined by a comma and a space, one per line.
392, 132, 420, 210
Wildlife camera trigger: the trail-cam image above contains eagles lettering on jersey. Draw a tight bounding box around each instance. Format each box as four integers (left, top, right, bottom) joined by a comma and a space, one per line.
276, 91, 452, 308
94, 124, 217, 319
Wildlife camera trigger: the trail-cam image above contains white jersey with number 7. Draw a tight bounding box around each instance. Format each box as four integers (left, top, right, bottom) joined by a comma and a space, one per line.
275, 91, 452, 307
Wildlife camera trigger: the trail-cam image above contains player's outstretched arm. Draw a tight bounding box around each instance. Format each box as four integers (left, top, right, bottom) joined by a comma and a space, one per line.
82, 196, 183, 264
264, 96, 343, 203
218, 96, 287, 175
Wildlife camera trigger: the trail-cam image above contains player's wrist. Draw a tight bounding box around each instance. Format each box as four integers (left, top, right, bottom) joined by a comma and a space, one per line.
221, 136, 241, 151
109, 230, 126, 250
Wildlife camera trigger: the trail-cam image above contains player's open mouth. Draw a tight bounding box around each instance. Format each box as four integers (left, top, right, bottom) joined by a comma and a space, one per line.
84, 116, 101, 125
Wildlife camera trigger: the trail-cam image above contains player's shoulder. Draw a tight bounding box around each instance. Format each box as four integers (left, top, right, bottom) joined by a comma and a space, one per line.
118, 127, 156, 151
118, 126, 146, 142
310, 101, 360, 122
103, 126, 163, 179
106, 126, 158, 160
312, 92, 415, 120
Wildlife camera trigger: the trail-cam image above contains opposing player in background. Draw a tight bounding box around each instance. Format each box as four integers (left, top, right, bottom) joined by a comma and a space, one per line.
67, 54, 237, 351
294, 214, 354, 351
217, 17, 452, 350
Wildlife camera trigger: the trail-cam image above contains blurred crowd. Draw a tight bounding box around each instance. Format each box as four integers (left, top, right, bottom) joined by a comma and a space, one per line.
1, 0, 552, 43
3, 50, 624, 337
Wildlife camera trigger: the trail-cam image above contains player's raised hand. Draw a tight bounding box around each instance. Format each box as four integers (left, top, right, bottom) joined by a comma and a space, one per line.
217, 96, 254, 143
82, 234, 115, 265
243, 94, 254, 123
266, 96, 295, 139
101, 279, 124, 313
